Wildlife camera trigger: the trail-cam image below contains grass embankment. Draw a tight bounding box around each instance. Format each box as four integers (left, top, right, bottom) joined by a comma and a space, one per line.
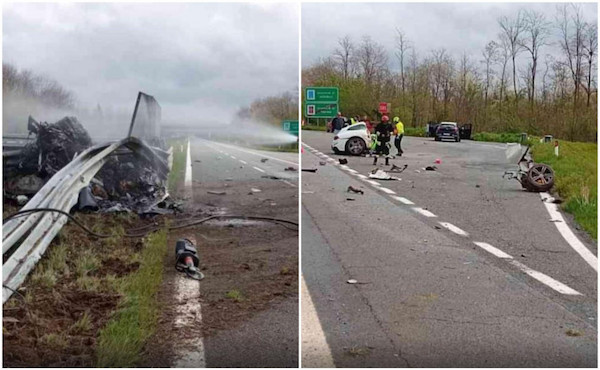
302, 124, 327, 131
531, 141, 597, 239
257, 143, 299, 153
96, 229, 168, 367
472, 132, 528, 144
167, 138, 188, 194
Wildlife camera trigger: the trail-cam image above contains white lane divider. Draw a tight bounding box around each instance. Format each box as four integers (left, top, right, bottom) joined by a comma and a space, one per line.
391, 196, 414, 205
412, 207, 436, 218
346, 169, 358, 174
438, 222, 469, 237
281, 180, 297, 188
184, 139, 193, 189
212, 141, 298, 166
376, 187, 396, 195
230, 155, 236, 160
356, 174, 368, 179
540, 192, 597, 272
474, 242, 513, 259
510, 260, 582, 296
364, 179, 381, 186
252, 166, 266, 173
301, 276, 335, 368
239, 160, 247, 165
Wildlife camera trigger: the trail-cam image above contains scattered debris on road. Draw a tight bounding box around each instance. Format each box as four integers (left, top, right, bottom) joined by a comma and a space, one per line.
347, 279, 358, 284
425, 166, 437, 171
250, 188, 262, 193
261, 175, 280, 180
347, 186, 364, 194
284, 166, 297, 172
339, 158, 348, 165
435, 158, 442, 164
175, 238, 204, 280
369, 169, 400, 180
319, 161, 326, 166
302, 168, 318, 173
207, 191, 227, 195
565, 329, 583, 337
389, 164, 408, 173
260, 158, 268, 163
346, 198, 355, 201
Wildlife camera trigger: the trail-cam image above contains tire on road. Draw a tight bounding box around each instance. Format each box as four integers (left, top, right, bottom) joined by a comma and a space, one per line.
345, 137, 366, 156
525, 163, 554, 192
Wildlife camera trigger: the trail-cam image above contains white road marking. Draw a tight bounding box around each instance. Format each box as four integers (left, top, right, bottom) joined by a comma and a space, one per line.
377, 187, 396, 195
281, 180, 297, 188
412, 207, 436, 217
301, 276, 335, 368
474, 242, 513, 259
346, 169, 358, 174
327, 158, 335, 162
439, 222, 469, 237
339, 165, 350, 170
252, 166, 266, 173
239, 160, 248, 165
356, 174, 368, 179
510, 260, 582, 295
211, 141, 298, 166
539, 192, 597, 271
184, 139, 192, 189
230, 155, 236, 159
391, 196, 414, 205
173, 275, 206, 367
364, 179, 381, 186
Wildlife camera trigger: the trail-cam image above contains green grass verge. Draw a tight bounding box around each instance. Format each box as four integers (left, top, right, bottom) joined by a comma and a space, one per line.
531, 141, 597, 239
472, 132, 528, 144
302, 124, 327, 131
404, 127, 425, 137
257, 143, 299, 153
96, 229, 169, 367
167, 138, 187, 193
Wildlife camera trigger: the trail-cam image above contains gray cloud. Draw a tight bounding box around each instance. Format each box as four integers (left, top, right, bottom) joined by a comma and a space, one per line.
302, 2, 597, 69
3, 2, 299, 124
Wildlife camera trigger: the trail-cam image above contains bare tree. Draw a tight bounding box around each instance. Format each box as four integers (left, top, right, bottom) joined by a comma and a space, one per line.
499, 10, 525, 105
481, 41, 499, 118
357, 35, 388, 85
519, 10, 550, 105
333, 35, 354, 81
394, 28, 410, 94
582, 22, 597, 107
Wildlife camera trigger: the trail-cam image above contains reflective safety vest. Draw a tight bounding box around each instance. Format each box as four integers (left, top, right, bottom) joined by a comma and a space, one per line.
395, 121, 404, 135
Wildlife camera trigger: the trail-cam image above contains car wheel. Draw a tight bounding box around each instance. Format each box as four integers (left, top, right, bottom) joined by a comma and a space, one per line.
455, 137, 460, 142
345, 137, 366, 156
435, 136, 441, 141
525, 163, 554, 192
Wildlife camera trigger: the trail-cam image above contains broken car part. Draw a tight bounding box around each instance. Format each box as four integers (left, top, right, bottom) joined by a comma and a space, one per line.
175, 238, 204, 280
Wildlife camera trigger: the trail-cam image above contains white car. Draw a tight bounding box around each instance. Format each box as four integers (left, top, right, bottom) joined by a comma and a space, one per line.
331, 122, 372, 156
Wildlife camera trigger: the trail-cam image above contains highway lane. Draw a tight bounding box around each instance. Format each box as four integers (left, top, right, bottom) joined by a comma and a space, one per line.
174, 138, 299, 368
300, 131, 597, 367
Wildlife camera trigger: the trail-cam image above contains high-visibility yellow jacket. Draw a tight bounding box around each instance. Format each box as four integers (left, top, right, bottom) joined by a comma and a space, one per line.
395, 121, 404, 135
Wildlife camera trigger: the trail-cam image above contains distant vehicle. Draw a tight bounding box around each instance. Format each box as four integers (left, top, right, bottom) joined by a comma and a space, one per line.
459, 123, 472, 140
435, 122, 461, 142
331, 122, 371, 155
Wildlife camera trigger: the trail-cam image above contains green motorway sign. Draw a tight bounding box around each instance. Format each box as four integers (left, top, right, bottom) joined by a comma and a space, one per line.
282, 120, 299, 136
305, 102, 339, 118
305, 87, 339, 102
304, 86, 339, 118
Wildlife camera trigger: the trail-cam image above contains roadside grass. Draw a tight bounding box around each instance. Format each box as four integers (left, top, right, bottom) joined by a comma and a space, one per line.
530, 140, 597, 239
96, 228, 168, 367
404, 127, 425, 137
472, 132, 528, 143
225, 289, 244, 302
167, 138, 187, 193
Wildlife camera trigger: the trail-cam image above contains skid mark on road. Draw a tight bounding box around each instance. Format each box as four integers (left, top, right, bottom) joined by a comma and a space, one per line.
302, 144, 586, 297
540, 192, 597, 271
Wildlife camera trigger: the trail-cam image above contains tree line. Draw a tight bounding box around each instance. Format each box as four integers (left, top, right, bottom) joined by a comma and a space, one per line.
302, 4, 597, 142
235, 90, 299, 125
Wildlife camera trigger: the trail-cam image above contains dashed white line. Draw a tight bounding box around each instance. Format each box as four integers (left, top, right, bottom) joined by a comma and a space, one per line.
281, 180, 297, 188
438, 222, 469, 237
252, 166, 266, 173
230, 155, 236, 160
376, 187, 396, 195
412, 207, 436, 217
540, 192, 597, 272
356, 174, 368, 179
391, 196, 414, 205
474, 242, 513, 259
510, 260, 582, 295
364, 179, 381, 186
239, 160, 247, 165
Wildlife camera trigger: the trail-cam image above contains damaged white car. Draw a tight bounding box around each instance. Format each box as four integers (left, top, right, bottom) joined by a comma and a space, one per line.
331, 122, 371, 156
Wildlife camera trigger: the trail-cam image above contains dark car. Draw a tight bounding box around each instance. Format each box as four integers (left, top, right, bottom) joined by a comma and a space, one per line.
435, 122, 461, 142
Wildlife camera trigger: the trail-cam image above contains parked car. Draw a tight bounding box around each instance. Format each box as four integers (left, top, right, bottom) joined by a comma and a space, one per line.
435, 122, 461, 142
331, 122, 371, 155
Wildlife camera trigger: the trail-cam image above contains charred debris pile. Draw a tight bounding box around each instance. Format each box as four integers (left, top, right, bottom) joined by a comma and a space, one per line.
3, 115, 178, 216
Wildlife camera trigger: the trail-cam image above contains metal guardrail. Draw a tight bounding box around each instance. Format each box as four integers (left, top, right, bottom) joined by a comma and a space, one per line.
2, 137, 168, 303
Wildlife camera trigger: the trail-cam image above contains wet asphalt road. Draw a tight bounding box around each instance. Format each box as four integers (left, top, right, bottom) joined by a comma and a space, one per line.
301, 130, 597, 367
188, 138, 299, 368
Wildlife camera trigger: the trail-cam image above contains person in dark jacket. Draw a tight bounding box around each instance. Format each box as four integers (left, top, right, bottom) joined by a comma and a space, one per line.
374, 115, 393, 165
331, 112, 345, 134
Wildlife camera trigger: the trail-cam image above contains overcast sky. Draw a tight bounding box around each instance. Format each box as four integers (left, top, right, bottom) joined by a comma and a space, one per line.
3, 2, 299, 124
302, 2, 597, 70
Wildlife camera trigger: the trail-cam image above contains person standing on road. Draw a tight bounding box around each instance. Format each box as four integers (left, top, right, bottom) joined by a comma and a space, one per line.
373, 115, 393, 165
363, 115, 373, 133
393, 116, 405, 156
331, 112, 345, 134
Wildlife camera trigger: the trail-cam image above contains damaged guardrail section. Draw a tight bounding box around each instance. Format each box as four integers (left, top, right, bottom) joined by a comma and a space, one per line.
2, 137, 169, 303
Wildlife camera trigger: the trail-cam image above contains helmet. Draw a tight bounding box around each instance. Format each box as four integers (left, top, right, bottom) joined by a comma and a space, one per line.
393, 116, 400, 122
382, 115, 389, 122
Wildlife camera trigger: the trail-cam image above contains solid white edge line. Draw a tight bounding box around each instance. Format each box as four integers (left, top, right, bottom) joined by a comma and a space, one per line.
364, 179, 381, 186
230, 155, 236, 159
301, 276, 335, 367
510, 260, 582, 295
184, 139, 192, 188
210, 140, 298, 166
252, 166, 266, 173
346, 169, 358, 174
356, 174, 368, 179
539, 192, 598, 272
439, 222, 469, 237
282, 180, 297, 188
412, 207, 436, 217
391, 196, 414, 205
474, 242, 513, 259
